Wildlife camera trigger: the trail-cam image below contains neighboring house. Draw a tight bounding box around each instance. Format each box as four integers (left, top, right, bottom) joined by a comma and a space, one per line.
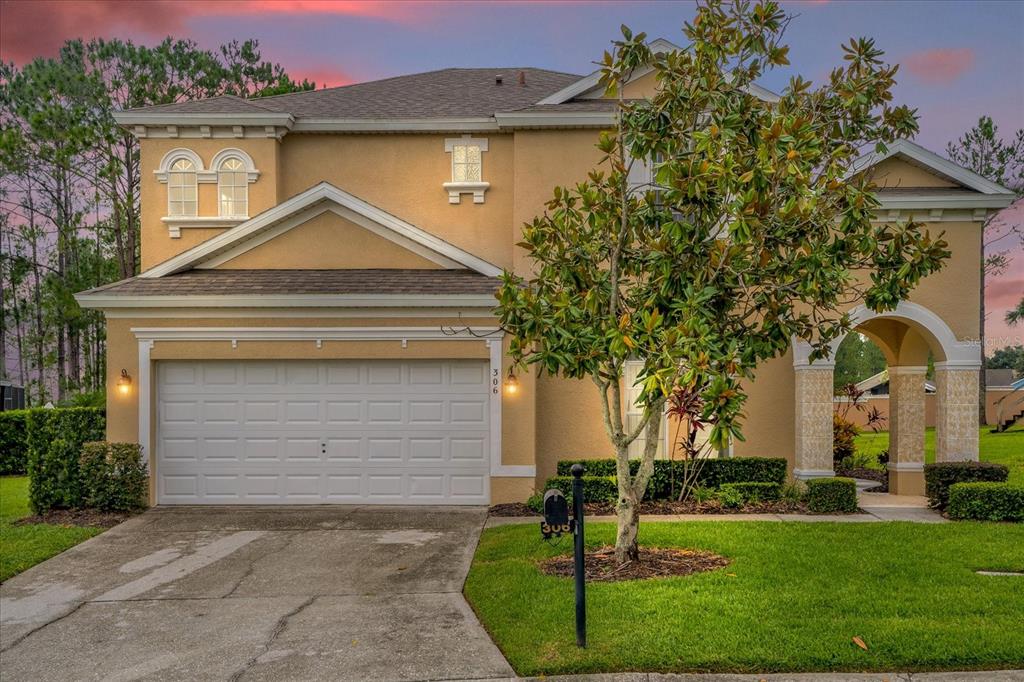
76, 41, 1016, 505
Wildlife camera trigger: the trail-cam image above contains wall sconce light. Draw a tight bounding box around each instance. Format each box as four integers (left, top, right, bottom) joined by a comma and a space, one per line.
503, 369, 520, 396
117, 369, 132, 396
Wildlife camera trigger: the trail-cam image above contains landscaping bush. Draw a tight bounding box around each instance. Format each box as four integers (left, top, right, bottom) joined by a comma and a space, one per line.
832, 413, 858, 466
806, 477, 858, 514
718, 481, 781, 503
716, 485, 744, 508
0, 409, 29, 474
555, 457, 788, 500
947, 482, 1024, 522
543, 475, 618, 505
24, 407, 106, 513
924, 461, 1009, 511
80, 442, 148, 512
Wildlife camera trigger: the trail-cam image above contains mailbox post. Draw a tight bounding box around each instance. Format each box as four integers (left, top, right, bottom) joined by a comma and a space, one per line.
570, 463, 586, 648
540, 465, 587, 648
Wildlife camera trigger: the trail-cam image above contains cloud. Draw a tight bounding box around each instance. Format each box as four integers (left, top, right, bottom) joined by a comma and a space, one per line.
904, 48, 975, 84
0, 0, 420, 64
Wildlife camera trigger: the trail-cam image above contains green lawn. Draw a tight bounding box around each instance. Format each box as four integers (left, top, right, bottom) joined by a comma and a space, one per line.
0, 476, 102, 582
465, 521, 1024, 676
854, 424, 1024, 484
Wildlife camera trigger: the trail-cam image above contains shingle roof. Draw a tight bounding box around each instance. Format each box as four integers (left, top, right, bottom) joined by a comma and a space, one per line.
123, 68, 583, 120
79, 269, 501, 297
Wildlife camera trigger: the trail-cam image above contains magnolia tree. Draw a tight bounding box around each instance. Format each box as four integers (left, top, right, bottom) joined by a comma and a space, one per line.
496, 0, 951, 564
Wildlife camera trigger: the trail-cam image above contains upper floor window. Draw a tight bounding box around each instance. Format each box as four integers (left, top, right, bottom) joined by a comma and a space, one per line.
218, 157, 249, 217
443, 136, 489, 204
167, 158, 198, 217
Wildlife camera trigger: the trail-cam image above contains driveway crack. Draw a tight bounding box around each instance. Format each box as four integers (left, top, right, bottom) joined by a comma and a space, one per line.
0, 600, 87, 654
222, 532, 300, 599
228, 596, 316, 682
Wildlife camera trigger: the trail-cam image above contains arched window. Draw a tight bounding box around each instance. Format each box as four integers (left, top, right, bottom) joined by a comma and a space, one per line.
218, 157, 248, 217
167, 158, 198, 216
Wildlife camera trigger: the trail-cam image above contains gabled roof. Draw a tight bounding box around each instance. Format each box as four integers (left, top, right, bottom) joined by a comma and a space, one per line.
118, 68, 581, 121
854, 369, 936, 395
140, 182, 503, 279
850, 139, 1016, 196
536, 38, 781, 105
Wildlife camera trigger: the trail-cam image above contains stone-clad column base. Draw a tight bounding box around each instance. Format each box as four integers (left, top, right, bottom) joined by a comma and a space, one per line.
793, 365, 835, 480
935, 367, 980, 462
888, 366, 926, 496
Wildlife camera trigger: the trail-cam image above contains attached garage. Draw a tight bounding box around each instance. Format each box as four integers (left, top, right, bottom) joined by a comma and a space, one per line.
155, 358, 492, 505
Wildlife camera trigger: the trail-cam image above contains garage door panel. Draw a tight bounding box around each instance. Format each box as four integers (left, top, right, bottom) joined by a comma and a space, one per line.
157, 360, 490, 504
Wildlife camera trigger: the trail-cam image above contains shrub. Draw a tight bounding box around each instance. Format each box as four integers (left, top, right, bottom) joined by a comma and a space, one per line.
80, 442, 148, 512
555, 457, 788, 500
24, 407, 106, 513
781, 481, 806, 503
806, 477, 858, 514
716, 485, 744, 508
947, 483, 1024, 522
832, 413, 858, 465
0, 409, 29, 474
543, 475, 618, 505
924, 462, 1009, 510
691, 486, 716, 503
718, 481, 781, 503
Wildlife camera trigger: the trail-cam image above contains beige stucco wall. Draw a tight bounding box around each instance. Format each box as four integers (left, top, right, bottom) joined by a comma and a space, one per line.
279, 133, 516, 271
140, 138, 281, 270
217, 210, 441, 270
122, 123, 986, 502
870, 158, 957, 188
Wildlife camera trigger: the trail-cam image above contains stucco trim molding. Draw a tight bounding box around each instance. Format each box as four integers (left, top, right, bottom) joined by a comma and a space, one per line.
160, 216, 247, 239
203, 148, 260, 183
792, 468, 835, 480
791, 301, 981, 370
78, 293, 498, 310
848, 139, 1016, 196
130, 326, 532, 479
154, 148, 206, 183
139, 182, 504, 279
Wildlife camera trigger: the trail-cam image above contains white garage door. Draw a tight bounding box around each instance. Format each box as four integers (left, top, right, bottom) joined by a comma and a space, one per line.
156, 359, 491, 505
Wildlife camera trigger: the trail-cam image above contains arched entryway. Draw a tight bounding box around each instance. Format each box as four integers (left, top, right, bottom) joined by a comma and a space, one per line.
792, 302, 981, 495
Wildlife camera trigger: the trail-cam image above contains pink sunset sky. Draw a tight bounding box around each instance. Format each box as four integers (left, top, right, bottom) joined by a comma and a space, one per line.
1, 0, 1021, 347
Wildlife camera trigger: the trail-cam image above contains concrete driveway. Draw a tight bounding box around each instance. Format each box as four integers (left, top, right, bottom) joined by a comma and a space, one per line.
0, 506, 513, 682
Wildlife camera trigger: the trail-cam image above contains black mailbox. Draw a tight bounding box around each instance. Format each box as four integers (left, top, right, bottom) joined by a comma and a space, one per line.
541, 489, 571, 538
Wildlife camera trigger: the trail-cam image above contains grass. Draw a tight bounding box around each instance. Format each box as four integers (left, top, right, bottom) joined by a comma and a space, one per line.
0, 476, 102, 582
465, 521, 1024, 676
854, 424, 1024, 484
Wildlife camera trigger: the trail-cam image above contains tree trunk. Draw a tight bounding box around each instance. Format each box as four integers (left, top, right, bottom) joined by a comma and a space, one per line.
613, 408, 664, 565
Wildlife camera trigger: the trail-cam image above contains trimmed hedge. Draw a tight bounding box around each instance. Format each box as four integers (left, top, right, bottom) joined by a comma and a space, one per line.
947, 482, 1024, 522
25, 407, 106, 512
543, 475, 618, 505
0, 409, 29, 474
555, 457, 787, 500
924, 461, 1009, 511
80, 442, 148, 512
718, 481, 781, 503
806, 477, 858, 514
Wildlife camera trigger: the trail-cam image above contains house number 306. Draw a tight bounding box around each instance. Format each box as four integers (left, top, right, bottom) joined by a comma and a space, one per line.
492, 369, 500, 394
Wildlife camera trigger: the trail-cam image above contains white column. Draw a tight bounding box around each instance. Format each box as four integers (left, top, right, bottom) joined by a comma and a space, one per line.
934, 365, 980, 462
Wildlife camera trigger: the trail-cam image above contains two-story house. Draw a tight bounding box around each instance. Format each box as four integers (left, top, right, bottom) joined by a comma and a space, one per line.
76, 42, 1015, 505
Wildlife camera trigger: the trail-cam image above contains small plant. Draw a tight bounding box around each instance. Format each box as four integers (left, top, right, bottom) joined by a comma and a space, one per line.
719, 482, 781, 504
781, 482, 806, 503
716, 485, 744, 509
525, 491, 544, 514
691, 486, 716, 503
833, 413, 859, 465
806, 477, 858, 514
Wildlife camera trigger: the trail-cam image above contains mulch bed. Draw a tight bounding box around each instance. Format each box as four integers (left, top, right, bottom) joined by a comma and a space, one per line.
488, 502, 538, 517
539, 545, 730, 582
14, 508, 136, 528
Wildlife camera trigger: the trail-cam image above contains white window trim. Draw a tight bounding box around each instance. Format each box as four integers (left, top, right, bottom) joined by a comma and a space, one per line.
443, 135, 489, 204
154, 148, 205, 183
205, 148, 260, 183
130, 326, 532, 480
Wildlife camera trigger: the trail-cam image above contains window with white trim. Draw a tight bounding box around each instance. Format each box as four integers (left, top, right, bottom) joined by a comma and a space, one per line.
443, 136, 489, 203
167, 158, 198, 217
218, 157, 249, 217
624, 360, 668, 459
